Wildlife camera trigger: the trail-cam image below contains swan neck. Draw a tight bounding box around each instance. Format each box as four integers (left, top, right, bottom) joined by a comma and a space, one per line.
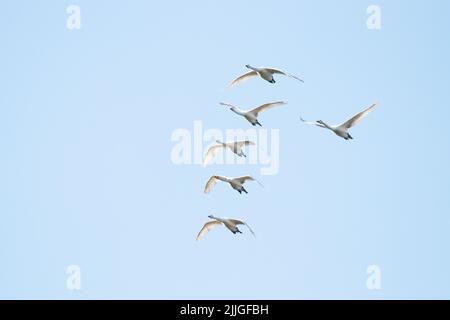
212, 216, 225, 223
321, 121, 333, 130
231, 107, 244, 116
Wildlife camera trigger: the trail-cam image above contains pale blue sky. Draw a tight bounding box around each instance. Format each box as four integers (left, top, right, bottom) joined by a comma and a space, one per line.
1, 0, 450, 299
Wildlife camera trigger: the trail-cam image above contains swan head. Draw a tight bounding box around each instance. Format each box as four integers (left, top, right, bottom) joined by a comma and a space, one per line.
317, 120, 332, 129
215, 139, 223, 145
208, 214, 214, 219
317, 120, 327, 126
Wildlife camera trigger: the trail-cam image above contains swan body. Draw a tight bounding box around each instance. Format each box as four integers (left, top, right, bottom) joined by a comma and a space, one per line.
204, 175, 262, 194
228, 65, 304, 87
220, 101, 287, 127
196, 215, 255, 240
203, 140, 255, 167
300, 102, 379, 140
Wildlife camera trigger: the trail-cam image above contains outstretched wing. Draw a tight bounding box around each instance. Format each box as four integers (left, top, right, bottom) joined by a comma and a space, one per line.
196, 221, 222, 241
265, 68, 304, 83
300, 116, 326, 128
228, 219, 256, 236
203, 144, 225, 167
204, 176, 218, 194
233, 175, 254, 185
228, 70, 258, 88
204, 176, 228, 193
251, 101, 287, 117
339, 102, 379, 129
234, 176, 263, 187
233, 176, 263, 188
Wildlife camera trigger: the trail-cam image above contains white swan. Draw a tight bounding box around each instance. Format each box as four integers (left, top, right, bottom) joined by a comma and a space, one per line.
300, 102, 379, 140
220, 101, 287, 126
228, 65, 304, 87
196, 215, 255, 241
204, 175, 262, 194
203, 140, 256, 167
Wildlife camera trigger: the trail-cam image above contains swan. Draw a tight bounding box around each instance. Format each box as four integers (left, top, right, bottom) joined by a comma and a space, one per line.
220, 101, 287, 126
300, 102, 379, 140
196, 215, 255, 241
204, 175, 262, 194
203, 140, 256, 167
228, 65, 304, 87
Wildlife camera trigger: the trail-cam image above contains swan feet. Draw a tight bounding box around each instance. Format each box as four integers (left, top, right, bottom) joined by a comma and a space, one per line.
233, 228, 242, 234
239, 187, 248, 194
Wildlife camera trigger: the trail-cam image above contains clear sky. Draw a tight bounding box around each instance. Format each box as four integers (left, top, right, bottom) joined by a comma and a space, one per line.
1, 0, 450, 299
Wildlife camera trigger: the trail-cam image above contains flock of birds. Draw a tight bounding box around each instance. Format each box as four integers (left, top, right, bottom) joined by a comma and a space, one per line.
196, 65, 379, 241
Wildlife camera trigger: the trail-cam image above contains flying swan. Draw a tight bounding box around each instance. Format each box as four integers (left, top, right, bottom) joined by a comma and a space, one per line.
228, 65, 304, 87
300, 102, 379, 140
203, 140, 256, 167
196, 215, 255, 241
204, 175, 262, 194
220, 101, 287, 127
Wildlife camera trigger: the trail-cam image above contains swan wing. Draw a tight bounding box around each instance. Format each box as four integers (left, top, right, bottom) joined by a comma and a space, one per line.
204, 176, 218, 194
228, 70, 258, 88
204, 175, 228, 193
251, 101, 287, 117
202, 145, 225, 167
265, 68, 304, 83
233, 175, 254, 184
234, 175, 263, 187
339, 102, 378, 129
228, 219, 256, 236
196, 221, 222, 241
